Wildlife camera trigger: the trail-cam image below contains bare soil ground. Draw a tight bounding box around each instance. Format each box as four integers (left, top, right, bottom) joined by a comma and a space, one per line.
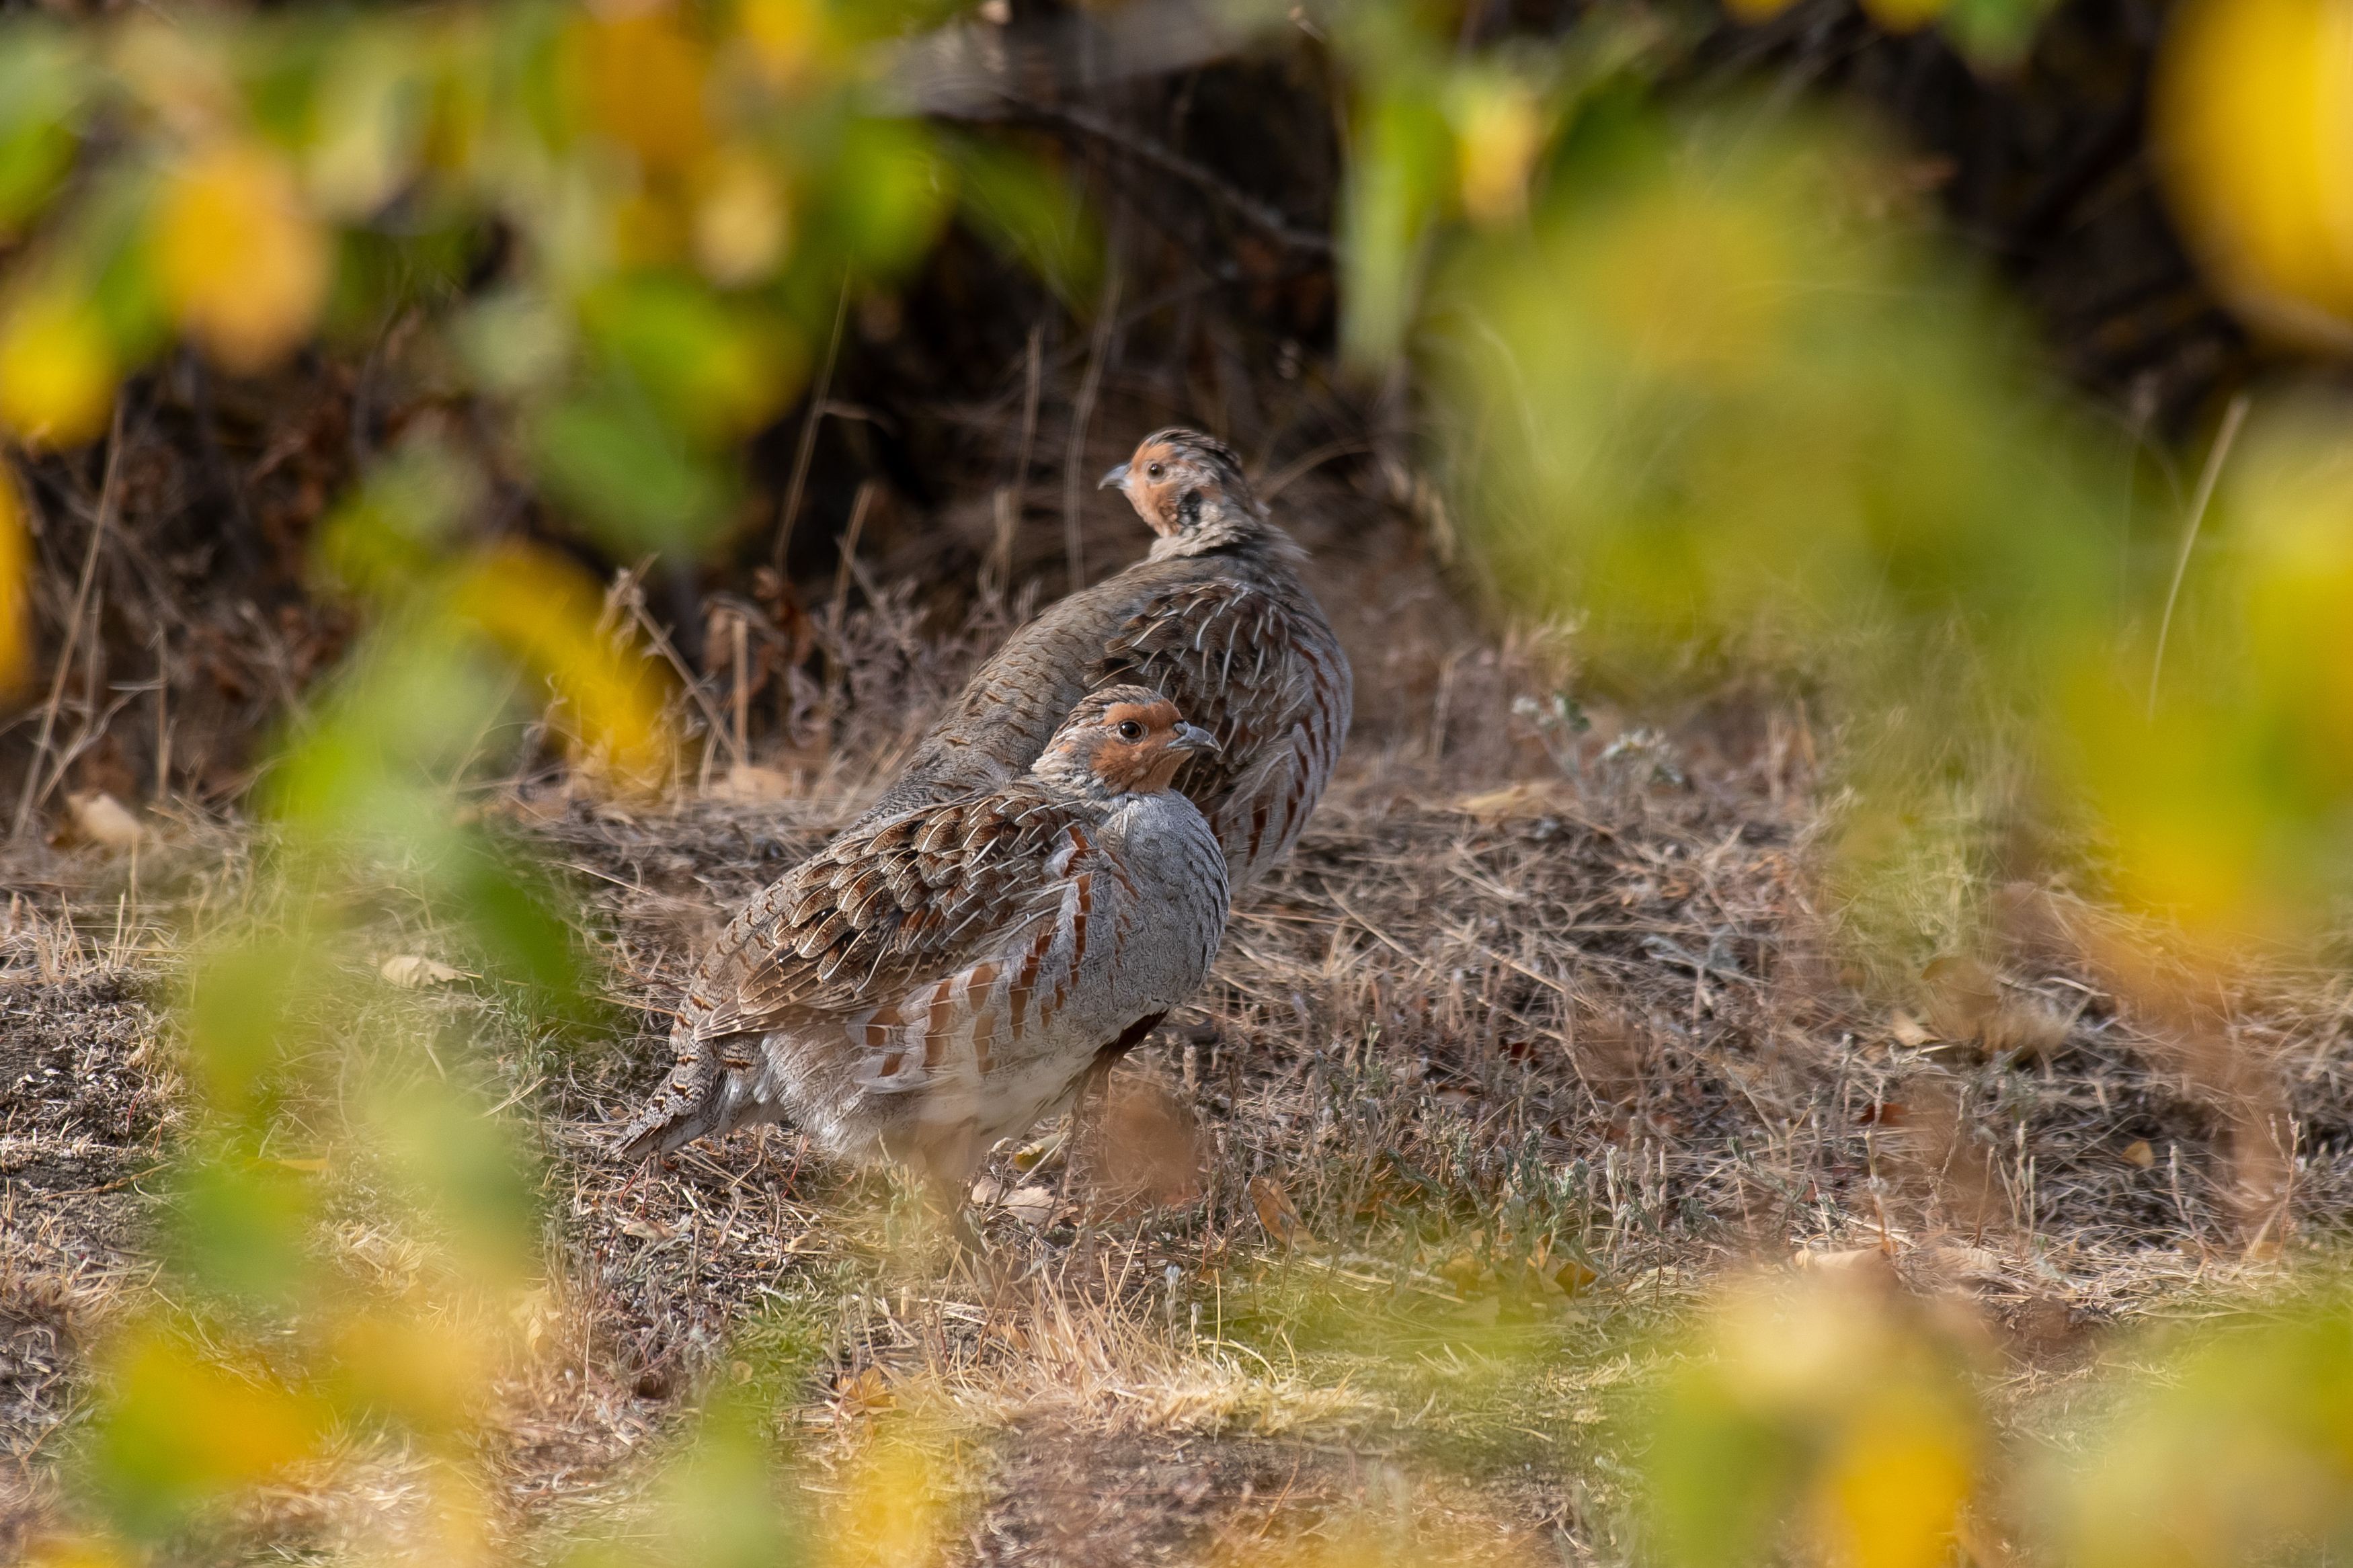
3, 470, 2344, 1563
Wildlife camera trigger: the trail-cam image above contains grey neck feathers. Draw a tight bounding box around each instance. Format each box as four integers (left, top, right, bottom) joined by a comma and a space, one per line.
1028, 747, 1129, 805
1147, 495, 1297, 561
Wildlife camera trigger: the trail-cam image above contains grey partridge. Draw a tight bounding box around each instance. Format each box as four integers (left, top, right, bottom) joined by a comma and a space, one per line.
617, 688, 1229, 1190
862, 428, 1352, 892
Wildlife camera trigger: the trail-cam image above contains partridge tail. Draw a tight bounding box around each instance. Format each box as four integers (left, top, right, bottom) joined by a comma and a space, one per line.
615, 1028, 760, 1163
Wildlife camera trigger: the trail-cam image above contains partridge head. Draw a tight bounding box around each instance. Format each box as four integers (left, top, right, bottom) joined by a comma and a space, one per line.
1033, 688, 1219, 799
1099, 428, 1267, 549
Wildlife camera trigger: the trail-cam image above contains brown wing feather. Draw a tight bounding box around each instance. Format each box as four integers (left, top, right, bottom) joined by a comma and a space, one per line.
1088, 578, 1347, 878
615, 787, 1076, 1160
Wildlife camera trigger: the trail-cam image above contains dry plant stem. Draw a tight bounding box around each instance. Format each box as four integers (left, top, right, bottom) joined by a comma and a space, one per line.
1258, 439, 1373, 502
2147, 389, 2251, 717
988, 324, 1047, 595
772, 272, 852, 576
730, 612, 750, 768
151, 626, 169, 801
1064, 257, 1123, 591
614, 575, 734, 761
822, 481, 879, 713
13, 399, 126, 839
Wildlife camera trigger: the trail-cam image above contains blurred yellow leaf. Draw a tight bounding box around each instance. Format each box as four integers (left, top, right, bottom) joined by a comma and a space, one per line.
1648, 1272, 1985, 1568
2065, 1300, 2353, 1568
1451, 75, 1545, 226
327, 1305, 499, 1434
1586, 190, 1787, 384
0, 288, 115, 447
570, 3, 712, 174
306, 42, 428, 218
153, 140, 331, 372
824, 1422, 951, 1568
94, 1325, 329, 1526
738, 0, 824, 85
2154, 0, 2353, 347
108, 17, 239, 143
22, 1535, 135, 1568
1816, 1399, 1975, 1568
694, 149, 791, 285
1858, 0, 1952, 33
445, 543, 676, 791
2236, 414, 2353, 782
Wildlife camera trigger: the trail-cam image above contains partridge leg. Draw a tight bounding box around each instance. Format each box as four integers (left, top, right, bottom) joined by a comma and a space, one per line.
1074, 1012, 1166, 1178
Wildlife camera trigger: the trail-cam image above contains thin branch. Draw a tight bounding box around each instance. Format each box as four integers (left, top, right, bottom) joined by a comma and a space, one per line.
772, 274, 852, 576
1064, 258, 1123, 592
962, 99, 1333, 257
2147, 390, 2251, 718
15, 399, 126, 839
987, 323, 1047, 597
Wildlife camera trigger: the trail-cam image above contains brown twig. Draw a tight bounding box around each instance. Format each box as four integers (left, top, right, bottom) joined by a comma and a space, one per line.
1063, 257, 1123, 592
988, 325, 1047, 597
14, 399, 126, 839
2148, 390, 2251, 717
773, 273, 852, 576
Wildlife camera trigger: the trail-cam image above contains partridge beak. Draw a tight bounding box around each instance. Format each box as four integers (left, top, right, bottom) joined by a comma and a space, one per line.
1098, 462, 1130, 492
1168, 723, 1219, 755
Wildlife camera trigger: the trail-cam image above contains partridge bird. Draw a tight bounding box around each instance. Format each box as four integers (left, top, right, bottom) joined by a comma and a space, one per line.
865, 427, 1351, 890
617, 688, 1229, 1190
854, 427, 1350, 1092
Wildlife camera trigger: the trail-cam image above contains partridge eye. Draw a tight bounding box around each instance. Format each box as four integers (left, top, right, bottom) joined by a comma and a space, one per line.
1145, 462, 1164, 479
1116, 720, 1145, 741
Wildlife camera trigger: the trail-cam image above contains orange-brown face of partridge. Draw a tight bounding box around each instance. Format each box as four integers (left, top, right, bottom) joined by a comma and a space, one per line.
1098, 428, 1254, 538
1035, 686, 1218, 800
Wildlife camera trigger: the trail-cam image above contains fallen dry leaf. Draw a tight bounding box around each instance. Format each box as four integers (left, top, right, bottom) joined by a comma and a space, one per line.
1553, 1257, 1599, 1296
1913, 1241, 2005, 1292
380, 954, 465, 988
1985, 997, 2071, 1059
2121, 1138, 2157, 1169
66, 790, 143, 851
835, 1365, 893, 1415
709, 763, 796, 801
1001, 1185, 1055, 1229
620, 1216, 674, 1242
1792, 1245, 1896, 1281
1250, 1175, 1313, 1249
1889, 1009, 1933, 1048
1437, 1251, 1488, 1292
1453, 780, 1570, 823
1923, 955, 2001, 1044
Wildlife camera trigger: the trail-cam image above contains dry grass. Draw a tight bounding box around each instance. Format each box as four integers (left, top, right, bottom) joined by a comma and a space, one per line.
5, 469, 2352, 1563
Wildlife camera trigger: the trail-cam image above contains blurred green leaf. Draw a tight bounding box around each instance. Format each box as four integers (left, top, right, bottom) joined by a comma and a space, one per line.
441, 829, 606, 1036
166, 1147, 321, 1311
579, 272, 798, 442
943, 132, 1101, 308
0, 29, 84, 237
529, 382, 736, 552
2064, 1296, 2353, 1568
